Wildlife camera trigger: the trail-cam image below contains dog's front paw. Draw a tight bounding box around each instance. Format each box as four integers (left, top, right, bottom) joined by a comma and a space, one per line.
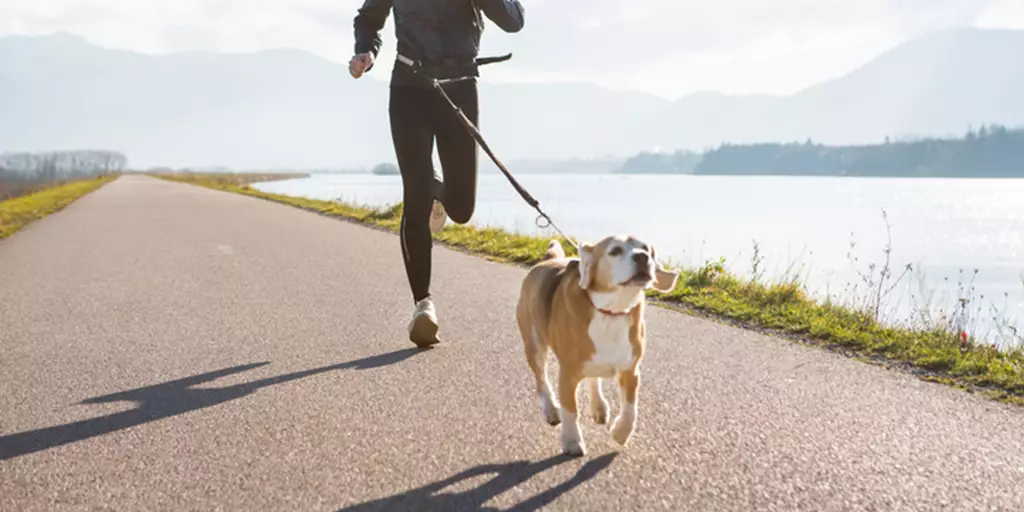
610, 415, 635, 446
561, 436, 587, 457
560, 411, 586, 457
541, 394, 561, 426
591, 399, 610, 425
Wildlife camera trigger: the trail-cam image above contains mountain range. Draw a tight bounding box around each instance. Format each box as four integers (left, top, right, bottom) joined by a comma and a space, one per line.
1, 28, 1022, 170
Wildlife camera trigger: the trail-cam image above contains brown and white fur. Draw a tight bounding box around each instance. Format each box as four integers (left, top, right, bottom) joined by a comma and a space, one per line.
515, 235, 679, 456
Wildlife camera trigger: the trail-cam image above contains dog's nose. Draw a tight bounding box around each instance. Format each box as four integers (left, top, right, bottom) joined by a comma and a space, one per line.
632, 252, 650, 266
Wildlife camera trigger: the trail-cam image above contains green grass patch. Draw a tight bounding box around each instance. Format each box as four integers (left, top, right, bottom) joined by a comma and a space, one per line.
143, 172, 309, 188
153, 171, 1024, 405
0, 175, 119, 240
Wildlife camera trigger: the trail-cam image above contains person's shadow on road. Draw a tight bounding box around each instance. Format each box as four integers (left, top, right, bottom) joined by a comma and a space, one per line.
337, 452, 618, 512
0, 347, 424, 461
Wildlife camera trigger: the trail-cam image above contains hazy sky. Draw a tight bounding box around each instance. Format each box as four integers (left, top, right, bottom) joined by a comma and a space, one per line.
1, 0, 1022, 99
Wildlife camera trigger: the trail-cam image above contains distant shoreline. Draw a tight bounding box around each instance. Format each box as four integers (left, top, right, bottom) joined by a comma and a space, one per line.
123, 123, 1024, 179
617, 124, 1024, 178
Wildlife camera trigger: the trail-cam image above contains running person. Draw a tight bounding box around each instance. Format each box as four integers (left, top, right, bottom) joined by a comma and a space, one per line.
349, 0, 526, 347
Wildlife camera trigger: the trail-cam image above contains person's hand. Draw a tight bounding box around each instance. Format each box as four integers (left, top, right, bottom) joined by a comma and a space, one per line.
349, 53, 374, 79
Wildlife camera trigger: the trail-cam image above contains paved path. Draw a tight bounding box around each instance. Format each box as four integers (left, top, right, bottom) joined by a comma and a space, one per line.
1, 175, 1023, 511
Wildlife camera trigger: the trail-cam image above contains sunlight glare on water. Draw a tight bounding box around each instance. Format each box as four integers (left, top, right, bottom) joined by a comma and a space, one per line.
256, 173, 1024, 346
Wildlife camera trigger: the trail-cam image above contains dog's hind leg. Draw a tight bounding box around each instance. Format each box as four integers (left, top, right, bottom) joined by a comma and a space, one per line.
520, 320, 560, 426
587, 378, 609, 425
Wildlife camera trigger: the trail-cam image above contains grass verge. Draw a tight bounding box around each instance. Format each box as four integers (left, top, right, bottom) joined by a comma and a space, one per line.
0, 175, 119, 241
152, 171, 1024, 406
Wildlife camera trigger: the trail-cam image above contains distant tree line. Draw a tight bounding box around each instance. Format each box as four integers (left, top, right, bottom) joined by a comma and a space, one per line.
0, 150, 127, 199
616, 150, 702, 174
696, 124, 1024, 177
616, 124, 1024, 177
371, 162, 399, 175
1, 150, 127, 180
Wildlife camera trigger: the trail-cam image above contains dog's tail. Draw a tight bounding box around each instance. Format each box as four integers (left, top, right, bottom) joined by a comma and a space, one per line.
542, 239, 565, 261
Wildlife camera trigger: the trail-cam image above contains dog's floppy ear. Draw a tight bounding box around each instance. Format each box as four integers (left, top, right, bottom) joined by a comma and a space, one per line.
649, 245, 680, 293
577, 243, 597, 290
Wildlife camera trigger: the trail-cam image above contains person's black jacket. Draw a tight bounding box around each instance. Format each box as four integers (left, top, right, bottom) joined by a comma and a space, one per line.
353, 0, 525, 87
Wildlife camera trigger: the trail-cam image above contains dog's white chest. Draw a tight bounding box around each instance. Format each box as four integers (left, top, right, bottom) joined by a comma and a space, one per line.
582, 314, 635, 378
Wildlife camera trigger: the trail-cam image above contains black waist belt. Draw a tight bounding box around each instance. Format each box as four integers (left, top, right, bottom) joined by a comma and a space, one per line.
397, 53, 512, 75
397, 54, 471, 70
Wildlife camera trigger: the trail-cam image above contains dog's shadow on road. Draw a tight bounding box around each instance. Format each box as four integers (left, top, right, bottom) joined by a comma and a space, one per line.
0, 347, 425, 461
337, 452, 618, 512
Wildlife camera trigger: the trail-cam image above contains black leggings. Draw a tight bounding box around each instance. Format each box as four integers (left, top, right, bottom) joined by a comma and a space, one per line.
389, 82, 479, 303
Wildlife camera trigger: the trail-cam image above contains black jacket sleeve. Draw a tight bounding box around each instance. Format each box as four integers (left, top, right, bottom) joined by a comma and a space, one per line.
475, 0, 525, 33
353, 0, 392, 62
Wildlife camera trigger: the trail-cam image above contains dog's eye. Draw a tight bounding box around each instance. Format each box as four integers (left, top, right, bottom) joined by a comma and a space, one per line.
608, 246, 623, 257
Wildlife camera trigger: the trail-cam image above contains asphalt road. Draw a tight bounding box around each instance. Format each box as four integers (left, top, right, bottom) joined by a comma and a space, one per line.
1, 175, 1023, 511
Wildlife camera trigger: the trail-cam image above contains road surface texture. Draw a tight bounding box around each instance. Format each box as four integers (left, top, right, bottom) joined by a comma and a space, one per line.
1, 175, 1023, 511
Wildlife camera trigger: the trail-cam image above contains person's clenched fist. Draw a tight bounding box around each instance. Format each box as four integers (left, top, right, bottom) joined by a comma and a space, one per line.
349, 53, 374, 79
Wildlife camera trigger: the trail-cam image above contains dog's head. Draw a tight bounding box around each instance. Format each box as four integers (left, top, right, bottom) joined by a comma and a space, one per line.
577, 235, 679, 294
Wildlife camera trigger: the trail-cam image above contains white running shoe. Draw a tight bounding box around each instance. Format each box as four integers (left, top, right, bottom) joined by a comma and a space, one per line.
429, 199, 447, 234
408, 297, 441, 347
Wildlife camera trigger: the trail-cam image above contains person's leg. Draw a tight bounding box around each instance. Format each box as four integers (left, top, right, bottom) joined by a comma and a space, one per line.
432, 79, 479, 225
389, 85, 443, 346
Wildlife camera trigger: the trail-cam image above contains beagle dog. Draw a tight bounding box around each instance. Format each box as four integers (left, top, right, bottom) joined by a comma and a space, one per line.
515, 236, 679, 456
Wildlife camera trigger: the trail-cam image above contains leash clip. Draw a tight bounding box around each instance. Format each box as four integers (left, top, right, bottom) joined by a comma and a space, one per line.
535, 213, 551, 229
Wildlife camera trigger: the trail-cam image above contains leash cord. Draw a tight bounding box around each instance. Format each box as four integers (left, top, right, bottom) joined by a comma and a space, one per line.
396, 53, 581, 254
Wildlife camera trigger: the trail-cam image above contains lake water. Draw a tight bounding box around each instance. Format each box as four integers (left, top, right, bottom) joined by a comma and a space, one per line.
254, 173, 1024, 347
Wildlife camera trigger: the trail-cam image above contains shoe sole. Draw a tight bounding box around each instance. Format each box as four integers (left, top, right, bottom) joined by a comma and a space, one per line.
409, 314, 441, 348
429, 201, 447, 234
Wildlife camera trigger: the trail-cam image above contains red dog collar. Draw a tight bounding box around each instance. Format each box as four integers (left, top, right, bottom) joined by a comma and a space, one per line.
587, 293, 631, 317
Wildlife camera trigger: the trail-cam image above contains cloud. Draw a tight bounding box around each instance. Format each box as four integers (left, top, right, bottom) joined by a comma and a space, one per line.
162, 24, 218, 52
473, 0, 1013, 96
479, 0, 1000, 70
611, 24, 902, 98
0, 0, 1020, 98
0, 0, 355, 59
976, 0, 1024, 29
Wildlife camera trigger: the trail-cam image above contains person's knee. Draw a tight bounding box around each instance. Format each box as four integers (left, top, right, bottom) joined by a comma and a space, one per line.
439, 171, 476, 224
445, 201, 474, 224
